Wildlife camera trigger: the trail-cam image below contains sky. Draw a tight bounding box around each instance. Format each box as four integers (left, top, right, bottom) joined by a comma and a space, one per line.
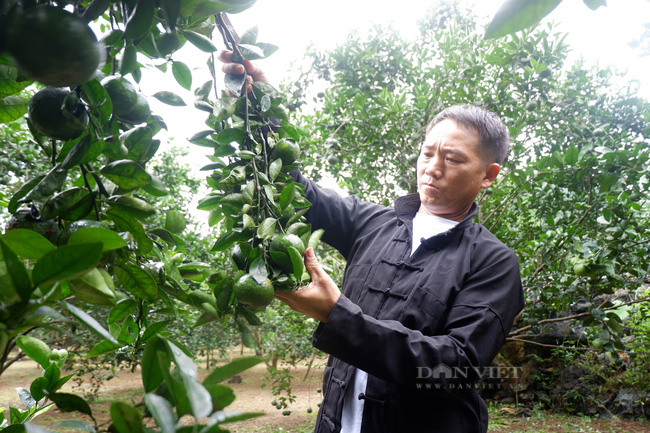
145, 0, 650, 158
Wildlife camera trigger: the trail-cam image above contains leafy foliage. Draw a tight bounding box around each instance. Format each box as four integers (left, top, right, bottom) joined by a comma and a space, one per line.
0, 0, 285, 431
287, 2, 650, 362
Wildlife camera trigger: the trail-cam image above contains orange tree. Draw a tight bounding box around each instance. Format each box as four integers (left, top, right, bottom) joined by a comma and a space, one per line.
286, 1, 650, 371
0, 0, 319, 431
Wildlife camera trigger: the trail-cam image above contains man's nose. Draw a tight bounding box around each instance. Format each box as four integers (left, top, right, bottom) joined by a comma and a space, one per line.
425, 155, 443, 178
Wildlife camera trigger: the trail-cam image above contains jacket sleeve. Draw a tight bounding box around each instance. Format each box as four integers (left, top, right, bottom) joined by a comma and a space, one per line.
311, 245, 523, 392
291, 170, 389, 260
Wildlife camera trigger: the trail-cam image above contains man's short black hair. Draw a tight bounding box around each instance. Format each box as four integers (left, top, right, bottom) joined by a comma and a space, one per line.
426, 104, 511, 165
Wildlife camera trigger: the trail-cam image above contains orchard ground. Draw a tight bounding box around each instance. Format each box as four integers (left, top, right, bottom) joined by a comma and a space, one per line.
1, 351, 648, 433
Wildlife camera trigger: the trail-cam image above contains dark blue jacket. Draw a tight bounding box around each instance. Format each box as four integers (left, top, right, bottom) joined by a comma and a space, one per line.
293, 171, 524, 433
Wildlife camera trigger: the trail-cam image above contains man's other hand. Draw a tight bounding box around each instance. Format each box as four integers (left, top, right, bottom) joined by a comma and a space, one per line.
275, 248, 341, 323
217, 50, 269, 94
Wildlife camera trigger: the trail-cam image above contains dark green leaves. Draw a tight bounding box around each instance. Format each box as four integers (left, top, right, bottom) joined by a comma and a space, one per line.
0, 238, 33, 300
49, 393, 93, 417
115, 264, 157, 302
485, 0, 563, 39
182, 31, 217, 53
100, 160, 152, 190
32, 243, 103, 287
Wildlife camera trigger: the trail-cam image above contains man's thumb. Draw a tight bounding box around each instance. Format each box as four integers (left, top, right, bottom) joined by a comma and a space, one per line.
303, 247, 323, 277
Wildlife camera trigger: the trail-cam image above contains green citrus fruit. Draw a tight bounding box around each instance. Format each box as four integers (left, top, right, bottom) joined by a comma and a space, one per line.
5, 209, 60, 242
525, 100, 537, 112
406, 153, 419, 164
327, 155, 340, 165
234, 274, 274, 310
28, 87, 89, 140
273, 140, 300, 165
101, 75, 151, 124
270, 233, 306, 256
7, 5, 105, 87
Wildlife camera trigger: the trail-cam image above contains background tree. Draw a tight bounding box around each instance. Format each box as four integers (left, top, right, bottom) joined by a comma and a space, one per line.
284, 0, 650, 412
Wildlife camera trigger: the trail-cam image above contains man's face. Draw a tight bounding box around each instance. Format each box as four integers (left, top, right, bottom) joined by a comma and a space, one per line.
416, 119, 500, 221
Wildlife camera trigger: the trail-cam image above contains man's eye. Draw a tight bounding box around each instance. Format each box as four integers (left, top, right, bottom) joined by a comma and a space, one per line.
446, 157, 459, 163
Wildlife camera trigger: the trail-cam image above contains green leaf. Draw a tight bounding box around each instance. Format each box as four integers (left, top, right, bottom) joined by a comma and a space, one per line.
269, 158, 282, 181
0, 63, 32, 98
141, 320, 172, 342
64, 302, 119, 344
115, 264, 157, 302
86, 340, 124, 357
81, 79, 112, 127
237, 44, 265, 60
165, 210, 186, 234
203, 356, 264, 385
120, 126, 154, 162
68, 227, 128, 252
110, 402, 144, 433
564, 145, 579, 165
120, 45, 138, 76
0, 95, 29, 123
104, 208, 153, 254
16, 387, 36, 409
583, 0, 606, 11
182, 30, 217, 52
141, 336, 170, 392
206, 411, 265, 426
41, 187, 91, 220
141, 174, 168, 196
106, 195, 156, 219
239, 26, 258, 44
279, 183, 296, 211
108, 299, 138, 323
160, 0, 181, 30
211, 229, 252, 252
485, 0, 563, 39
0, 239, 33, 300
53, 420, 96, 433
100, 160, 152, 190
61, 136, 102, 169
224, 73, 246, 97
32, 243, 103, 287
8, 176, 44, 214
257, 217, 277, 240
123, 0, 155, 40
287, 246, 304, 280
217, 127, 247, 146
165, 339, 212, 419
16, 336, 51, 369
49, 393, 93, 417
24, 166, 68, 202
248, 257, 268, 285
152, 91, 186, 106
172, 61, 192, 90
144, 394, 177, 433
30, 377, 49, 401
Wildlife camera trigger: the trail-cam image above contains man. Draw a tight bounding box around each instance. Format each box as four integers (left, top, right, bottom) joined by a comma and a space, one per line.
220, 53, 524, 433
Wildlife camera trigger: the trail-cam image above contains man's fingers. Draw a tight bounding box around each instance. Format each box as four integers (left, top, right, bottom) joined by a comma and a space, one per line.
303, 248, 326, 279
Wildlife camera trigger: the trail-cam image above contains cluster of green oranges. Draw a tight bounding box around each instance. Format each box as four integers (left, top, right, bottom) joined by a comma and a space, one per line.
4, 5, 151, 141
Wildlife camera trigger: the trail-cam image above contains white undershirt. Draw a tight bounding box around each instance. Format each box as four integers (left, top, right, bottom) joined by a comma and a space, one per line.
340, 212, 458, 433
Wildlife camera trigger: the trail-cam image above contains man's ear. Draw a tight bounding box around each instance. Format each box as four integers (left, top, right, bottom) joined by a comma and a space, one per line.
481, 163, 500, 189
